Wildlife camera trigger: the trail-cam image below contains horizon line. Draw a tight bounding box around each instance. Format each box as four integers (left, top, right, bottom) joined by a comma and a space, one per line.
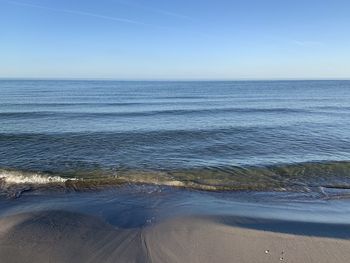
1, 77, 350, 82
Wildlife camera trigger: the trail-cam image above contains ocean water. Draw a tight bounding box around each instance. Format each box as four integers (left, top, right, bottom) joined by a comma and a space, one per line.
0, 80, 350, 194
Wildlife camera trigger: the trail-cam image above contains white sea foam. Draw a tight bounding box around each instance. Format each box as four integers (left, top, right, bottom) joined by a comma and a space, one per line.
0, 170, 74, 185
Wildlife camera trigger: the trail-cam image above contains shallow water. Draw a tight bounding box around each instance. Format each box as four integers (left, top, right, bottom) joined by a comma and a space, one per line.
0, 80, 350, 194
1, 186, 350, 229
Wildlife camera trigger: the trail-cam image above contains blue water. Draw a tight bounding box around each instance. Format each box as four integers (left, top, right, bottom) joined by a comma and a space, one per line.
0, 80, 350, 192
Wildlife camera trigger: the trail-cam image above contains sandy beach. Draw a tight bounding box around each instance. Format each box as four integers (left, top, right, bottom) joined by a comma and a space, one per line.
1, 209, 349, 263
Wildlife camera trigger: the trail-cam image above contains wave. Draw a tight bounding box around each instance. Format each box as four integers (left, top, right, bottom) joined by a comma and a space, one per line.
0, 107, 314, 119
0, 170, 73, 185
1, 161, 350, 197
2, 106, 349, 120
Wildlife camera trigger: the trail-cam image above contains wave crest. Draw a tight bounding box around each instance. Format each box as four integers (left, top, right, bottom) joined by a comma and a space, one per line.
0, 170, 74, 185
1, 161, 350, 197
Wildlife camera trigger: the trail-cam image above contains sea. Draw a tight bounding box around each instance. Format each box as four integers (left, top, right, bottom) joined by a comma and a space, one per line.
1, 80, 350, 199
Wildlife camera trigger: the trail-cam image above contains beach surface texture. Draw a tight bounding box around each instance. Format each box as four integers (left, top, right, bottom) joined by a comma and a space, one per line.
0, 210, 349, 263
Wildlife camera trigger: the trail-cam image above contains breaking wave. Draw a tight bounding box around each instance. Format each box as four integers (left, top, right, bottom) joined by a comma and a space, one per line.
1, 160, 350, 197
0, 170, 74, 185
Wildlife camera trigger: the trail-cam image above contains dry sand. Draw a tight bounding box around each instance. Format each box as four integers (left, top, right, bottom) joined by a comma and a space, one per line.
0, 210, 349, 263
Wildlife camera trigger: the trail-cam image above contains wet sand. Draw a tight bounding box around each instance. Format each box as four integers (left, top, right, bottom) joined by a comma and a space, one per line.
1, 210, 350, 263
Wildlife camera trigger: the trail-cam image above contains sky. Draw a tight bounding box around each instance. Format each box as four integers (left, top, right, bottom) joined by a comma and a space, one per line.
0, 0, 350, 80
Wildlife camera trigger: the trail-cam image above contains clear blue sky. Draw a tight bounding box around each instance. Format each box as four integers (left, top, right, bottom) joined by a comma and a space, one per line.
1, 0, 350, 80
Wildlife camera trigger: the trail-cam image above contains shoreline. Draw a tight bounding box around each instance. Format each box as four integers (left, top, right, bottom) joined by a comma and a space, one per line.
0, 210, 349, 263
2, 186, 350, 224
0, 187, 350, 262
